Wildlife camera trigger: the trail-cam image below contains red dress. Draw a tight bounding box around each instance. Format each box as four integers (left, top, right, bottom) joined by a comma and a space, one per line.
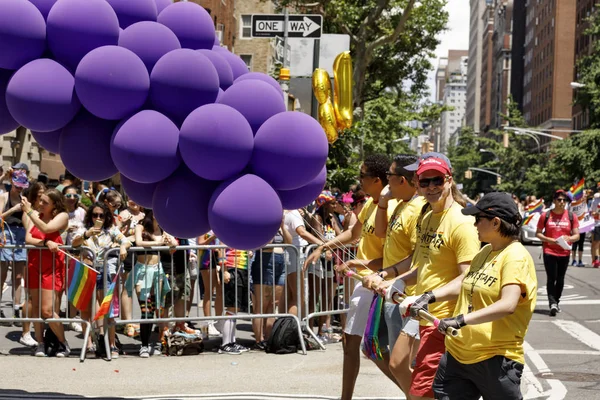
26, 226, 65, 291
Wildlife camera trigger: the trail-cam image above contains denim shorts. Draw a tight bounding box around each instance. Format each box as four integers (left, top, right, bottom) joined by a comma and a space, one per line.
379, 302, 405, 352
251, 252, 286, 286
95, 257, 119, 291
1, 225, 27, 262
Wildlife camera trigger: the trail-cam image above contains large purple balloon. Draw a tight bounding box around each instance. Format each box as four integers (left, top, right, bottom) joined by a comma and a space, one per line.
219, 80, 285, 134
153, 165, 217, 238
234, 72, 284, 99
157, 2, 215, 50
0, 69, 19, 135
180, 104, 253, 181
196, 50, 233, 90
209, 174, 283, 250
111, 110, 180, 184
6, 59, 81, 132
29, 0, 57, 20
277, 167, 327, 210
120, 174, 158, 209
0, 0, 46, 70
217, 50, 249, 80
47, 0, 120, 70
118, 21, 181, 73
59, 111, 118, 181
252, 112, 329, 190
154, 0, 171, 14
32, 129, 62, 153
150, 49, 219, 123
105, 0, 157, 29
75, 46, 149, 120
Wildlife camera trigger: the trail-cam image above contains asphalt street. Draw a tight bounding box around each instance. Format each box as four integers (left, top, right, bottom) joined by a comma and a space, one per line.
0, 242, 599, 399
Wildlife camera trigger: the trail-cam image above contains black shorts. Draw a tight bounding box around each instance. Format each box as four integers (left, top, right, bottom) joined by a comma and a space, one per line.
574, 233, 586, 252
223, 268, 249, 312
433, 352, 524, 400
594, 226, 600, 242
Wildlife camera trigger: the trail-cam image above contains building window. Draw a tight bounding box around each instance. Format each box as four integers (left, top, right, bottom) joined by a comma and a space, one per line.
240, 54, 252, 71
241, 15, 251, 38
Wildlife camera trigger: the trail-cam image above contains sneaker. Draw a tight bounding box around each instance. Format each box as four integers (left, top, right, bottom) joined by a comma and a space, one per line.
571, 260, 577, 267
0, 310, 11, 327
152, 342, 162, 356
19, 332, 38, 348
577, 261, 585, 268
139, 346, 150, 358
68, 321, 83, 333
252, 341, 266, 351
110, 346, 119, 359
233, 343, 249, 353
208, 322, 221, 337
56, 341, 71, 358
593, 260, 600, 269
218, 342, 242, 355
557, 304, 562, 313
34, 343, 45, 357
550, 304, 558, 317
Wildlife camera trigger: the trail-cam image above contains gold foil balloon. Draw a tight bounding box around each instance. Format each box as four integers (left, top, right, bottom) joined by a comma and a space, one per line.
312, 68, 331, 105
333, 51, 353, 130
318, 100, 338, 143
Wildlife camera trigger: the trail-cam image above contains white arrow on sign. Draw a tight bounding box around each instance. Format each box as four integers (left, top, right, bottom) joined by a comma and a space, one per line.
287, 17, 321, 37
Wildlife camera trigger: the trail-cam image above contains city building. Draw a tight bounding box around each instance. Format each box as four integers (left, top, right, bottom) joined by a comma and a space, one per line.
185, 0, 235, 49
489, 0, 513, 130
439, 55, 468, 153
466, 0, 486, 132
522, 0, 576, 141
510, 0, 526, 113
572, 0, 595, 130
235, 0, 277, 73
1, 128, 62, 180
435, 57, 448, 103
480, 3, 494, 131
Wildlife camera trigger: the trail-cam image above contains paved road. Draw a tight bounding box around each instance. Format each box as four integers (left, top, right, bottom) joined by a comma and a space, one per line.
0, 243, 599, 399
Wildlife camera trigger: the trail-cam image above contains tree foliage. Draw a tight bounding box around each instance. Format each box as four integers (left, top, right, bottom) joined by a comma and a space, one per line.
574, 9, 600, 128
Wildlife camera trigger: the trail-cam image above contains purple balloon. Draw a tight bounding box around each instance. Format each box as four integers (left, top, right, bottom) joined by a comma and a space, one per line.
212, 45, 227, 53
6, 59, 81, 132
209, 174, 283, 250
0, 69, 19, 135
219, 80, 285, 134
157, 2, 215, 50
59, 110, 118, 181
31, 129, 62, 153
118, 21, 181, 73
153, 165, 217, 238
216, 88, 224, 103
105, 0, 157, 29
234, 72, 284, 98
277, 167, 327, 210
75, 46, 149, 120
120, 174, 158, 208
0, 0, 46, 70
47, 0, 120, 70
252, 112, 329, 190
180, 104, 253, 181
196, 50, 233, 90
217, 50, 249, 80
154, 0, 171, 14
29, 0, 58, 20
150, 49, 219, 123
111, 110, 181, 183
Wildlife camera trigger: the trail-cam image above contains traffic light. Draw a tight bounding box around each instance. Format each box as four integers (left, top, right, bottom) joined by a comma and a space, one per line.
503, 133, 509, 148
496, 176, 502, 185
465, 170, 473, 179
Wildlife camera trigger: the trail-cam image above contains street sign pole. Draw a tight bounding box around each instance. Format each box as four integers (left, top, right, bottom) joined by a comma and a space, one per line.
280, 7, 290, 110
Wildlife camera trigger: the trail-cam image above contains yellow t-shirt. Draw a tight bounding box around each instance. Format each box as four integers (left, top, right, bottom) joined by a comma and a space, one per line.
414, 202, 480, 324
445, 242, 537, 365
383, 196, 428, 295
355, 197, 396, 276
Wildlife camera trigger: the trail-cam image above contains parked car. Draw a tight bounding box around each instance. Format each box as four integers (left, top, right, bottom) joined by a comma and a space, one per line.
521, 212, 542, 245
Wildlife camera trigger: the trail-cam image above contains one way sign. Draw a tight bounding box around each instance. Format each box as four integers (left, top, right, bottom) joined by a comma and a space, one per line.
251, 14, 322, 38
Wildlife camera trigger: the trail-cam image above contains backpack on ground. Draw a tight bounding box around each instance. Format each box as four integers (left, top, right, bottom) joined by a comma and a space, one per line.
265, 317, 300, 354
44, 327, 61, 357
164, 332, 204, 356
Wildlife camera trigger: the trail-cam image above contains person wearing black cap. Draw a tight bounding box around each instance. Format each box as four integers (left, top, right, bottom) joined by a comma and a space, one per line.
407, 192, 537, 399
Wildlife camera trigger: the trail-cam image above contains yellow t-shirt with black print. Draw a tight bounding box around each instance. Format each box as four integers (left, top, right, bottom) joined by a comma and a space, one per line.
355, 197, 396, 276
414, 202, 480, 325
383, 196, 427, 295
445, 242, 537, 365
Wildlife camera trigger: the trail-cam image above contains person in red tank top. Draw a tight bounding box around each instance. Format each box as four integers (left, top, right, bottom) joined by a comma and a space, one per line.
22, 189, 70, 357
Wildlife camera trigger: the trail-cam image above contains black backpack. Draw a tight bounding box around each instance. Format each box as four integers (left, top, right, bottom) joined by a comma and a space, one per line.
542, 210, 574, 232
265, 317, 300, 354
44, 327, 61, 357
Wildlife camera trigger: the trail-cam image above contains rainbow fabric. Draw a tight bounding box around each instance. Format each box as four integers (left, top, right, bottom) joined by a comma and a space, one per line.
363, 294, 384, 361
94, 273, 120, 321
522, 214, 534, 226
570, 178, 585, 201
225, 249, 249, 270
67, 261, 97, 311
528, 199, 544, 214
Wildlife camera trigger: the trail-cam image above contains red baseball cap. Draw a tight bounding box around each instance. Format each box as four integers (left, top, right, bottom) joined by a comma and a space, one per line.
416, 157, 452, 176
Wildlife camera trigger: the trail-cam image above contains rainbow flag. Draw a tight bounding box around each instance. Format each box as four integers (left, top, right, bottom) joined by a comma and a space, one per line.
94, 272, 120, 321
363, 294, 384, 360
522, 214, 534, 226
67, 261, 98, 311
225, 249, 249, 270
570, 178, 585, 201
528, 199, 544, 214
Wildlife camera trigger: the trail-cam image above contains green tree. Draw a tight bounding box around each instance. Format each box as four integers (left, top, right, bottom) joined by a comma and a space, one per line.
573, 9, 600, 128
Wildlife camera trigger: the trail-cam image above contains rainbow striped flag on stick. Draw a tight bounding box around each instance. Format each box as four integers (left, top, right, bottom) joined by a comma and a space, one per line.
94, 267, 121, 321
570, 178, 585, 201
67, 259, 98, 311
528, 199, 544, 214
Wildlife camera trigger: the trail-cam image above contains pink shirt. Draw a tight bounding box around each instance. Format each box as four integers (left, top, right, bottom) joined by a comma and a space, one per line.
537, 210, 579, 257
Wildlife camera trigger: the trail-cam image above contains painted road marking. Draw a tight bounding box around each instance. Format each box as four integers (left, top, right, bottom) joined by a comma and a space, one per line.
553, 320, 600, 351
524, 341, 568, 399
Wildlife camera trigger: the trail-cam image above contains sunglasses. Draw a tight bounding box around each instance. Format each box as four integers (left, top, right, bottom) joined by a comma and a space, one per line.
64, 193, 78, 199
92, 213, 105, 218
418, 175, 447, 188
555, 198, 568, 203
475, 214, 494, 223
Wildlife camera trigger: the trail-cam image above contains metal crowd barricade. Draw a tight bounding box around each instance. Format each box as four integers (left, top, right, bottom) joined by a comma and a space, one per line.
101, 243, 306, 360
303, 243, 358, 350
0, 244, 94, 363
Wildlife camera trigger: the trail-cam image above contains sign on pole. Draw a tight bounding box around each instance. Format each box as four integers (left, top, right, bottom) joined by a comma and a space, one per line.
251, 14, 322, 38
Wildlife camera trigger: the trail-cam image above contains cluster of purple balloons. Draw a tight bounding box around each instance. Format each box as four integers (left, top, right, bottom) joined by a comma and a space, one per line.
0, 0, 329, 249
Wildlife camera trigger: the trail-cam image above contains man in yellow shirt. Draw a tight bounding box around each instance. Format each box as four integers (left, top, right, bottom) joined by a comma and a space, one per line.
397, 156, 480, 400
410, 192, 536, 399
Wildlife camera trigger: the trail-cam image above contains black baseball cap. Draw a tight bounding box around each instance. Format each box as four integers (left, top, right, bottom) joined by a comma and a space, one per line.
461, 192, 520, 224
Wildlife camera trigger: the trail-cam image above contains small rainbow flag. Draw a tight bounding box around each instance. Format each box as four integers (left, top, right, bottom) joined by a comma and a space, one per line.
570, 178, 585, 201
522, 214, 534, 226
225, 249, 249, 270
67, 260, 98, 312
363, 294, 384, 361
528, 199, 544, 214
94, 271, 120, 321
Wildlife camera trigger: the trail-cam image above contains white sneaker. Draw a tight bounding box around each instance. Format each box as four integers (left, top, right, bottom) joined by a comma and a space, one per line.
68, 321, 83, 333
139, 346, 150, 358
19, 332, 38, 348
208, 322, 221, 337
56, 341, 71, 358
34, 343, 45, 357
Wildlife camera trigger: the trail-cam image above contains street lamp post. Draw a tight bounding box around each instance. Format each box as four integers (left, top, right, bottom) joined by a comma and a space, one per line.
571, 82, 586, 90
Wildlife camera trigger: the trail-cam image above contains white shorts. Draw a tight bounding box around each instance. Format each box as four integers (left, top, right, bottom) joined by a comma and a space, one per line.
343, 282, 374, 336
402, 317, 420, 339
